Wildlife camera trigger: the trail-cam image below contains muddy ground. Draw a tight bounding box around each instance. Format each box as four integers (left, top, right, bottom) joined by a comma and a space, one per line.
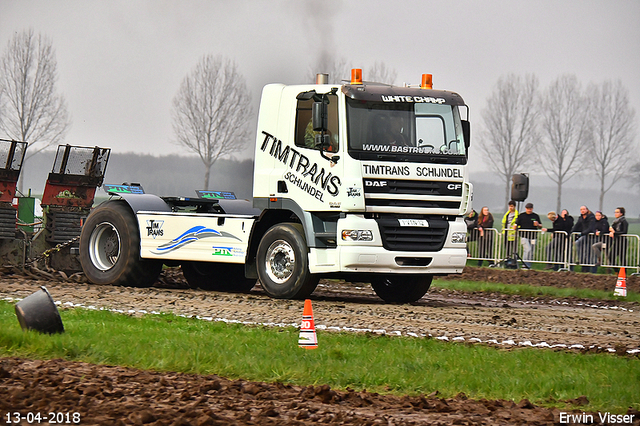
1, 267, 639, 425
7, 356, 635, 426
443, 267, 640, 293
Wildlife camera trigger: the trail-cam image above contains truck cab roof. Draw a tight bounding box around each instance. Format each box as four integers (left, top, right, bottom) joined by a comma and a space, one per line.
342, 83, 466, 106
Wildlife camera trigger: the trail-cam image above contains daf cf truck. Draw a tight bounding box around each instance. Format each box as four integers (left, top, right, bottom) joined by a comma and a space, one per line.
79, 70, 473, 303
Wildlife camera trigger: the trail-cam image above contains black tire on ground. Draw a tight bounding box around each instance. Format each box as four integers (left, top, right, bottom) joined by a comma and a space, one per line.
371, 274, 433, 303
181, 262, 256, 292
256, 223, 319, 299
79, 200, 162, 287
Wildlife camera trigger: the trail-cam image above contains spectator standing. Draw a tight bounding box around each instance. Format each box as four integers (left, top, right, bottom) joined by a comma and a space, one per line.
591, 211, 610, 268
465, 209, 478, 257
515, 202, 542, 268
465, 209, 478, 233
476, 206, 494, 266
554, 209, 574, 268
501, 201, 519, 260
609, 207, 629, 267
572, 206, 596, 272
555, 209, 575, 234
542, 212, 561, 269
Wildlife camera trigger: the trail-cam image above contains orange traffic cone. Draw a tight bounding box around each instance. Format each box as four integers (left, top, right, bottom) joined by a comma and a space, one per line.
298, 299, 318, 349
614, 268, 627, 297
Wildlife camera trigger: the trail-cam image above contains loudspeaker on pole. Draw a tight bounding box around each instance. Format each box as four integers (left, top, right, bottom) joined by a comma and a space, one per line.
511, 173, 529, 202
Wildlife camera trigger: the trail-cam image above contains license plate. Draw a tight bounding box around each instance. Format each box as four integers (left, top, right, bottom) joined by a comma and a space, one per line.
398, 219, 429, 227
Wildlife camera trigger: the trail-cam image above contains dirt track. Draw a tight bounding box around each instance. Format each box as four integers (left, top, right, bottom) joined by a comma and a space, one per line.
1, 268, 640, 425
2, 268, 639, 353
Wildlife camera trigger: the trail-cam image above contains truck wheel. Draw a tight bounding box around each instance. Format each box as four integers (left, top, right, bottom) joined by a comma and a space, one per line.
371, 274, 433, 303
80, 200, 162, 287
182, 262, 256, 293
256, 223, 319, 299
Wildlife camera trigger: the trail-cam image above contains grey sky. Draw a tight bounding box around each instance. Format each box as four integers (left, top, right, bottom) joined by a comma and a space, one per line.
1, 0, 639, 175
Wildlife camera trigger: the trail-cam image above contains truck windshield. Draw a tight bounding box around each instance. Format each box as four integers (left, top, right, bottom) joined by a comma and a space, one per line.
346, 98, 467, 164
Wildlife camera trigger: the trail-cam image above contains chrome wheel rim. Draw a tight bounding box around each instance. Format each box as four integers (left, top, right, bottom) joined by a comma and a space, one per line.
89, 222, 121, 271
265, 239, 295, 284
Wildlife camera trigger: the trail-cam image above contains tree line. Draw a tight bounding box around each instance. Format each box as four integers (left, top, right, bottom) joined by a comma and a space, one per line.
478, 74, 638, 212
1, 29, 638, 204
0, 30, 400, 191
17, 149, 254, 200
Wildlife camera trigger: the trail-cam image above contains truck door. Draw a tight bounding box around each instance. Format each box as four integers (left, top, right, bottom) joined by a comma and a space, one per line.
287, 92, 343, 210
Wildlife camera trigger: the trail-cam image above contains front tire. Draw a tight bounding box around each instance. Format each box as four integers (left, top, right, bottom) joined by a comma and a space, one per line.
371, 274, 433, 303
256, 223, 319, 299
182, 262, 256, 292
79, 200, 162, 287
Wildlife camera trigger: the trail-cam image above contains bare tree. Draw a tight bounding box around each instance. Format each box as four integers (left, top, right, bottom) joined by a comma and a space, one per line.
0, 78, 4, 119
630, 162, 640, 194
0, 29, 70, 189
585, 80, 638, 211
367, 61, 397, 85
172, 55, 252, 190
478, 74, 540, 205
538, 75, 589, 212
306, 52, 351, 84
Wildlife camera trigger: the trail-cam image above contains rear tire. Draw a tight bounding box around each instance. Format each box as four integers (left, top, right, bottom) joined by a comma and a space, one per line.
256, 223, 319, 299
371, 274, 433, 303
79, 200, 162, 287
181, 262, 256, 292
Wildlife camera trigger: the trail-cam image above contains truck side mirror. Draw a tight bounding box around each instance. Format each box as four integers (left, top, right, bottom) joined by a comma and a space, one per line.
312, 101, 328, 132
462, 120, 471, 150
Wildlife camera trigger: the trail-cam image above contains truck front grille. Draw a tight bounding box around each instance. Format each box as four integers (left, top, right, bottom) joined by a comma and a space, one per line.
375, 217, 448, 252
366, 199, 460, 209
363, 178, 462, 212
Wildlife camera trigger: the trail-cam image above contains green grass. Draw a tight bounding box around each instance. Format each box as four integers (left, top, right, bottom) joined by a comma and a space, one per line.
1, 301, 638, 412
433, 279, 640, 303
628, 222, 640, 236
464, 259, 640, 274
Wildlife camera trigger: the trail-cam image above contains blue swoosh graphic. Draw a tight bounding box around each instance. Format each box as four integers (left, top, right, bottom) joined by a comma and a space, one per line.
153, 226, 240, 254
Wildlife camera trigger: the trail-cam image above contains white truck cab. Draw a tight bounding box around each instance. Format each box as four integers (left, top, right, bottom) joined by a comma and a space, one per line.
79, 70, 472, 303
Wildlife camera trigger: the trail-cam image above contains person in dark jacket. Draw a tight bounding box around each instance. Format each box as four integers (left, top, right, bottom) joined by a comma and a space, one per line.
591, 211, 610, 268
545, 209, 574, 270
464, 209, 478, 256
542, 212, 561, 269
609, 206, 629, 267
476, 206, 494, 266
557, 210, 574, 265
515, 202, 542, 268
465, 209, 478, 234
555, 209, 574, 234
572, 206, 596, 272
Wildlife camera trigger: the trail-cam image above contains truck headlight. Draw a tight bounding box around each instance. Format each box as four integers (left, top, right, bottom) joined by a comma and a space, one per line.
451, 232, 466, 244
341, 230, 373, 242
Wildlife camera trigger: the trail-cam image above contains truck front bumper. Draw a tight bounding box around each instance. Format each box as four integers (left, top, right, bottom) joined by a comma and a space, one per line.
308, 245, 467, 275
307, 214, 467, 275
338, 245, 466, 274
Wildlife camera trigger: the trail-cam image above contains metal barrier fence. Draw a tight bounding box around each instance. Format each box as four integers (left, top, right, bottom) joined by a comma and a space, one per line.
466, 228, 640, 273
466, 228, 501, 266
568, 232, 639, 272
